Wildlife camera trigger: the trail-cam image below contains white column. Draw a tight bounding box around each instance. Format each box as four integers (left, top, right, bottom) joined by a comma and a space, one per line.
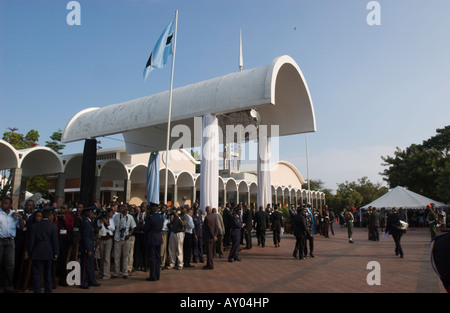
199, 114, 219, 212
257, 131, 271, 210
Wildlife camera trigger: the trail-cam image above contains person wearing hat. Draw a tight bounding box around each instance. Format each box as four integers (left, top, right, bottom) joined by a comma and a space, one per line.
143, 203, 164, 281
27, 207, 59, 293
228, 207, 243, 262
79, 206, 101, 289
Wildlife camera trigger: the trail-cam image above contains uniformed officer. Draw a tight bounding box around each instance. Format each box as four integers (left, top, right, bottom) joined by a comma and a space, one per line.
228, 207, 243, 262
143, 203, 164, 281
27, 207, 59, 293
79, 206, 101, 289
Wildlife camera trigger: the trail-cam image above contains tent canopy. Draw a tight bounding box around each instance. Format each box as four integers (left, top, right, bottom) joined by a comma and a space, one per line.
361, 186, 446, 209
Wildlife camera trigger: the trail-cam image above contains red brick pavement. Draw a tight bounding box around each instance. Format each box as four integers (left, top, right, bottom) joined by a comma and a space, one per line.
53, 225, 446, 294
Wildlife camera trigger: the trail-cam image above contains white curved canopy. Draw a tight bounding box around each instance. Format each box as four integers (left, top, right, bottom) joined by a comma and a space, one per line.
62, 55, 316, 154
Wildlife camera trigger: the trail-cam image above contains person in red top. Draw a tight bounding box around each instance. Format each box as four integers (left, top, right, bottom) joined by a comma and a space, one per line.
55, 203, 74, 287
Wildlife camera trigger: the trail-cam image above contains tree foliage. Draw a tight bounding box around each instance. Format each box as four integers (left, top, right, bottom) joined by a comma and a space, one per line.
381, 125, 450, 203
309, 177, 387, 211
45, 129, 65, 155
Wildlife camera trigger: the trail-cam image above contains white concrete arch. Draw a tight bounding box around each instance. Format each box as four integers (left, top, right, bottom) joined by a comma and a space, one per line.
176, 171, 195, 188
98, 159, 128, 181
126, 163, 148, 184
159, 168, 176, 186
18, 147, 63, 176
0, 140, 19, 170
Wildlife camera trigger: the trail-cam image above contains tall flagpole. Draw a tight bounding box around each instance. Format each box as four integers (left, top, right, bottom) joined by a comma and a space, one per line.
164, 10, 178, 205
305, 133, 311, 204
239, 29, 243, 72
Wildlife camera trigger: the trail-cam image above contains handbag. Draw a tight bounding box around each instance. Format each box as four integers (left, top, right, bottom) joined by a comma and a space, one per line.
395, 220, 409, 230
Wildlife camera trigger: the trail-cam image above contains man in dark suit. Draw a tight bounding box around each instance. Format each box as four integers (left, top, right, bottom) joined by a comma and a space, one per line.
385, 207, 405, 258
228, 207, 243, 262
371, 208, 381, 241
254, 206, 269, 247
271, 206, 283, 247
142, 203, 164, 281
202, 206, 218, 269
292, 208, 308, 260
192, 208, 204, 263
222, 203, 232, 248
242, 205, 253, 249
27, 207, 59, 293
79, 206, 100, 289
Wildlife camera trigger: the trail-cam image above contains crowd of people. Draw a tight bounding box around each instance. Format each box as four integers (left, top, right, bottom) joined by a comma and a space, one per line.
0, 195, 447, 293
0, 196, 311, 293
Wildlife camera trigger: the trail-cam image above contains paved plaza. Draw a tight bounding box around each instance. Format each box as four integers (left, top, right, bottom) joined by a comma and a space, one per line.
55, 226, 446, 294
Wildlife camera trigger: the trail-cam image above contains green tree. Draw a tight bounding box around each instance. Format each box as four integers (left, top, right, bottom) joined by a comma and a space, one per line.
381, 125, 449, 202
45, 129, 65, 155
332, 177, 388, 210
2, 128, 39, 149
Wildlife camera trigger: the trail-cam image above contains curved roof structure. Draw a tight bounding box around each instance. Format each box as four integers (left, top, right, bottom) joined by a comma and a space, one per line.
62, 55, 316, 154
0, 140, 63, 176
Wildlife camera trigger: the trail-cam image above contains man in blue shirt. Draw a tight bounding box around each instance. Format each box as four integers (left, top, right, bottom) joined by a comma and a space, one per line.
0, 197, 24, 292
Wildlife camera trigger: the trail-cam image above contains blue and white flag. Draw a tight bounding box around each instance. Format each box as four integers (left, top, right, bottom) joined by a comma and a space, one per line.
143, 18, 175, 81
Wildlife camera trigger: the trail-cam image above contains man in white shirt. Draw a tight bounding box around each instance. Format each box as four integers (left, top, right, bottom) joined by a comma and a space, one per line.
0, 197, 24, 292
112, 204, 136, 279
183, 207, 195, 268
97, 208, 115, 279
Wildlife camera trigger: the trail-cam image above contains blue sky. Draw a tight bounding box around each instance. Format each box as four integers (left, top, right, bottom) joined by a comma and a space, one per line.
1, 0, 450, 191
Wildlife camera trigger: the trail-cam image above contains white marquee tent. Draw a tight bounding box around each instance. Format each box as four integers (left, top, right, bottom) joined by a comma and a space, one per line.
361, 186, 446, 209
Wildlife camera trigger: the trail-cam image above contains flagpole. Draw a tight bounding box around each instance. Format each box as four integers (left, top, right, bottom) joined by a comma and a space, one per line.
305, 133, 311, 204
164, 9, 178, 205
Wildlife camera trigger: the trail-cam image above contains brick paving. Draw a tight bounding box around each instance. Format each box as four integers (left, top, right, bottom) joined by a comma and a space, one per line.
54, 226, 446, 294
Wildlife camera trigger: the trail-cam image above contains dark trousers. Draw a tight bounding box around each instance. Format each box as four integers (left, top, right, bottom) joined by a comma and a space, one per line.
224, 226, 231, 247
183, 233, 193, 266
32, 259, 53, 293
0, 238, 15, 292
323, 222, 329, 237
192, 236, 204, 262
303, 232, 314, 256
372, 226, 379, 241
204, 238, 215, 269
244, 228, 252, 248
146, 245, 161, 281
293, 234, 306, 258
134, 232, 147, 270
80, 253, 96, 288
256, 229, 266, 247
228, 229, 241, 261
214, 234, 224, 257
57, 236, 70, 284
393, 233, 403, 256
273, 229, 281, 245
